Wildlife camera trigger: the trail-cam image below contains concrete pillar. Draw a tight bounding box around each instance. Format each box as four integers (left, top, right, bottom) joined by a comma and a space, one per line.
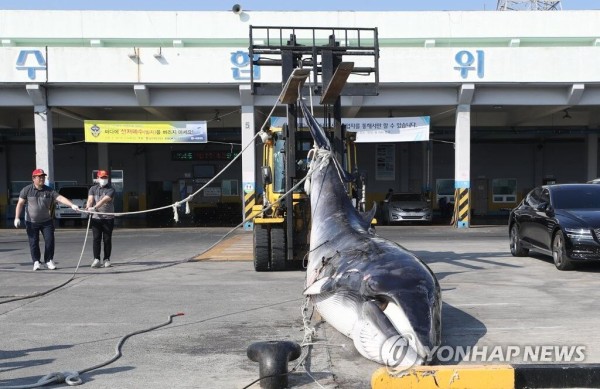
34, 107, 54, 187
587, 133, 598, 181
454, 104, 471, 228
240, 84, 256, 231
26, 84, 55, 186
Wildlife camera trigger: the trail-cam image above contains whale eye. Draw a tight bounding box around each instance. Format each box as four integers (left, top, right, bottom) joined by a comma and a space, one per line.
374, 298, 388, 310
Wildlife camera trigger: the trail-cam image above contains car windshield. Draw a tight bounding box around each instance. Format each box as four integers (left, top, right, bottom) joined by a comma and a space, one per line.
390, 193, 422, 202
58, 187, 88, 199
551, 186, 600, 209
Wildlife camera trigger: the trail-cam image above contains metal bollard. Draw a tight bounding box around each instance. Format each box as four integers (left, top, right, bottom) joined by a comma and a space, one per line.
247, 340, 302, 389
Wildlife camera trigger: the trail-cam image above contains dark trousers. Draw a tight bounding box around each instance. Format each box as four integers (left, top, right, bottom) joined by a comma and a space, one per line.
91, 218, 114, 260
25, 220, 55, 264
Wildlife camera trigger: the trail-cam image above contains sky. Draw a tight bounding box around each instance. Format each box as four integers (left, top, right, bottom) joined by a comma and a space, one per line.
0, 0, 598, 11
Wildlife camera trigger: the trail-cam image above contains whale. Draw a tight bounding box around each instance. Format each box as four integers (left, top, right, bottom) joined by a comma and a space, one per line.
300, 98, 442, 367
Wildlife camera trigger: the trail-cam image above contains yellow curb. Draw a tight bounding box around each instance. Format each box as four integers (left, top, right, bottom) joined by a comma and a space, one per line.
193, 233, 252, 261
371, 365, 514, 389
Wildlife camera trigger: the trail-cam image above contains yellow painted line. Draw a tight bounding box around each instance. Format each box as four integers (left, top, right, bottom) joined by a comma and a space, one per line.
372, 365, 514, 389
193, 233, 253, 261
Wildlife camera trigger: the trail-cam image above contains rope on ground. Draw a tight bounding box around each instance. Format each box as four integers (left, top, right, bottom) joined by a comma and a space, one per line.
0, 313, 184, 388
0, 215, 93, 305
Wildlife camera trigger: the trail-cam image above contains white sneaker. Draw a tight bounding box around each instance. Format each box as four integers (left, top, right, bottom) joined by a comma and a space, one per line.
46, 260, 57, 270
91, 258, 101, 268
33, 261, 41, 271
103, 260, 111, 268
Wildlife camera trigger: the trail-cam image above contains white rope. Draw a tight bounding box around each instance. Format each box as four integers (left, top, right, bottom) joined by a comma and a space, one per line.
83, 96, 282, 221
304, 148, 333, 195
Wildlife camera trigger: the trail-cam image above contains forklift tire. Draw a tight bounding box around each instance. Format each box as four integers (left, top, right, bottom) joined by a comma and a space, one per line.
270, 226, 287, 271
254, 225, 270, 272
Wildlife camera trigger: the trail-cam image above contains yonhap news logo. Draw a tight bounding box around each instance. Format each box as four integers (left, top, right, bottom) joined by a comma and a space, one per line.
382, 342, 586, 373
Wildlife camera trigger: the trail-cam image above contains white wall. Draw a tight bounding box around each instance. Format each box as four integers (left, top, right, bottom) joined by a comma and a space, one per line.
1, 10, 600, 40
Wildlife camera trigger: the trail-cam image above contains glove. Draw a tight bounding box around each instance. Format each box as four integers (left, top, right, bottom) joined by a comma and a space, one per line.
71, 204, 80, 211
14, 218, 20, 228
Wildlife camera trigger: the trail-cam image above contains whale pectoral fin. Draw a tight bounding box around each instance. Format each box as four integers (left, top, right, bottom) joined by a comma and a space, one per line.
351, 300, 399, 364
303, 277, 333, 295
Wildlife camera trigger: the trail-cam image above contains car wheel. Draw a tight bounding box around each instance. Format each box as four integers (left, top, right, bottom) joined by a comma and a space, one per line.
509, 224, 529, 257
382, 212, 389, 225
552, 231, 574, 271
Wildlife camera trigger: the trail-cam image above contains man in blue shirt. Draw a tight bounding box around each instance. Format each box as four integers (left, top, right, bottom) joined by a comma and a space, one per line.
14, 168, 80, 271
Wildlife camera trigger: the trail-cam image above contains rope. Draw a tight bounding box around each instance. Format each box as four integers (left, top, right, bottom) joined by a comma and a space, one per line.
241, 296, 324, 389
84, 96, 282, 221
2, 94, 287, 305
0, 215, 92, 305
0, 313, 184, 388
4, 91, 338, 388
2, 94, 289, 306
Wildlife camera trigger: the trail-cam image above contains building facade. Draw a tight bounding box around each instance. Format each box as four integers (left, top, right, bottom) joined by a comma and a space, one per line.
1, 9, 599, 224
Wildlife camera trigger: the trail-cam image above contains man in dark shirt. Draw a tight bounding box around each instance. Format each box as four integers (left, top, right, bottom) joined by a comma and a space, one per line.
14, 168, 80, 271
86, 170, 116, 268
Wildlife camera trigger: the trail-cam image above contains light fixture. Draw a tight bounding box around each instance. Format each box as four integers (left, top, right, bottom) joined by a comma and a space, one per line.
232, 4, 243, 14
128, 48, 139, 60
563, 109, 572, 119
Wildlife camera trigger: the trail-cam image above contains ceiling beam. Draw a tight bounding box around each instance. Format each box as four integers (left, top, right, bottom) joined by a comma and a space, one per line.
134, 84, 150, 106
458, 83, 475, 105
567, 83, 585, 105
142, 107, 181, 120
509, 106, 570, 126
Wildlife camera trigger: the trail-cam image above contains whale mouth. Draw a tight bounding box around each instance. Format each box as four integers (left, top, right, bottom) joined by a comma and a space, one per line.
381, 300, 429, 364
349, 299, 428, 366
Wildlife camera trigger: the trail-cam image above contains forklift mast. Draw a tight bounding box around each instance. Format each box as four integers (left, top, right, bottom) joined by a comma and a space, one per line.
249, 26, 379, 270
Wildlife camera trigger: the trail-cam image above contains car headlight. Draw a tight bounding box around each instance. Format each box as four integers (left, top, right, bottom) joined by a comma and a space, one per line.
564, 228, 594, 240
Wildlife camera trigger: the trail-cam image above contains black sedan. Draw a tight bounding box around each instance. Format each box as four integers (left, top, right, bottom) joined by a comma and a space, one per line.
509, 184, 600, 270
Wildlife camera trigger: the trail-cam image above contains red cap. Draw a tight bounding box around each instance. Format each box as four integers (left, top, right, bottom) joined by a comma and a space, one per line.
97, 170, 109, 178
32, 168, 47, 177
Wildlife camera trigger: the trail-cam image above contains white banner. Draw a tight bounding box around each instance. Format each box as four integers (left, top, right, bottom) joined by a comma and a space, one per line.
344, 117, 430, 143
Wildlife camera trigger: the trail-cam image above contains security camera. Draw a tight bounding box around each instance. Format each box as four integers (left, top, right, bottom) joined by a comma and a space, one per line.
232, 4, 242, 14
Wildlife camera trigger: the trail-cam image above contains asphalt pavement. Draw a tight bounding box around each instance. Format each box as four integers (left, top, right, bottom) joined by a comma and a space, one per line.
2, 224, 600, 388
